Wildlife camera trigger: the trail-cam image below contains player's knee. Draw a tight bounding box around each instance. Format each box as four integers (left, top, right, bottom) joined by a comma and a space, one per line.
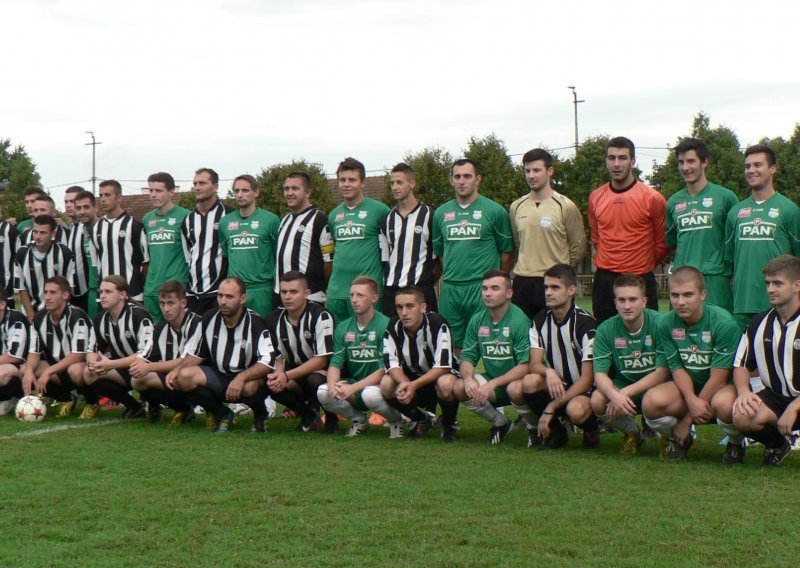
317, 384, 332, 404
436, 374, 454, 398
567, 397, 592, 423
361, 386, 384, 410
526, 373, 546, 391
506, 379, 522, 402
379, 374, 396, 398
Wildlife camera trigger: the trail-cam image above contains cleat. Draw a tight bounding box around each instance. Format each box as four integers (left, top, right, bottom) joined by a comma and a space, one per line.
78, 403, 101, 420
345, 418, 369, 438
214, 411, 235, 433
763, 440, 792, 467
323, 413, 339, 434
582, 429, 600, 449
388, 422, 404, 439
55, 400, 76, 418
409, 412, 434, 439
489, 420, 513, 445
169, 408, 195, 427
229, 402, 252, 417
298, 414, 323, 432
250, 418, 266, 434
122, 406, 146, 420
620, 431, 645, 456
278, 408, 298, 420
539, 421, 569, 450
722, 441, 746, 465
440, 427, 457, 443
665, 436, 694, 461
205, 414, 219, 431
526, 427, 542, 449
99, 397, 118, 409
0, 397, 19, 416
147, 403, 163, 423
659, 436, 671, 461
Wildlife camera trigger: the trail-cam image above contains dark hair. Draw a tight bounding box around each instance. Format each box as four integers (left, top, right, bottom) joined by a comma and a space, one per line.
158, 280, 187, 299
606, 136, 636, 160
522, 148, 554, 169
74, 191, 96, 205
391, 163, 416, 182
195, 168, 220, 185
279, 270, 309, 289
337, 157, 366, 180
674, 138, 711, 162
451, 158, 480, 176
24, 186, 45, 198
395, 285, 425, 304
45, 275, 71, 295
670, 265, 705, 291
613, 274, 646, 294
102, 275, 129, 294
221, 276, 247, 295
543, 263, 577, 287
65, 185, 84, 195
351, 275, 380, 296
286, 172, 311, 190
34, 194, 55, 206
482, 269, 511, 287
0, 289, 7, 303
99, 179, 123, 196
744, 144, 777, 166
33, 214, 57, 231
147, 172, 176, 190
764, 255, 800, 281
233, 174, 259, 192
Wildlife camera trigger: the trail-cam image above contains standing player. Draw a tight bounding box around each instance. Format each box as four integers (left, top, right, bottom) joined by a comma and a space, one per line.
182, 168, 232, 315
437, 270, 529, 444
509, 149, 586, 319
275, 172, 333, 306
326, 157, 390, 323
63, 185, 82, 228
666, 138, 738, 312
263, 271, 335, 431
317, 276, 395, 437
142, 172, 191, 322
19, 194, 70, 247
83, 276, 155, 419
590, 274, 668, 454
381, 163, 439, 314
0, 213, 19, 309
16, 186, 46, 236
642, 266, 741, 461
380, 285, 459, 441
93, 180, 150, 303
433, 159, 515, 350
508, 264, 597, 449
589, 137, 668, 324
219, 175, 281, 317
72, 191, 101, 317
731, 256, 800, 466
0, 289, 29, 415
22, 276, 96, 417
724, 144, 800, 330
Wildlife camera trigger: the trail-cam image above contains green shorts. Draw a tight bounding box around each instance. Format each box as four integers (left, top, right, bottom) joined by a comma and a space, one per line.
733, 312, 757, 333
475, 373, 510, 407
704, 275, 733, 314
245, 283, 275, 318
144, 294, 164, 324
440, 280, 483, 348
87, 287, 99, 319
327, 298, 354, 325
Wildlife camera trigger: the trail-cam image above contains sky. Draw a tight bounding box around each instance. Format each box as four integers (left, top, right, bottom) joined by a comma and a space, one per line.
3, 0, 799, 203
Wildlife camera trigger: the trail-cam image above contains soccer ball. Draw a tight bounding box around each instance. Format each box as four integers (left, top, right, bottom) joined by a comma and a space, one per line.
15, 396, 47, 423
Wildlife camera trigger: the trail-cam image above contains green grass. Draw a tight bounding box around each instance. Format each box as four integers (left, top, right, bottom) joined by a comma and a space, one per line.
2, 406, 800, 567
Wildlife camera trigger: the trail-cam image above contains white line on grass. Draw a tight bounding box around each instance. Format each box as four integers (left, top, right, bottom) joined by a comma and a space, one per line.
0, 419, 123, 440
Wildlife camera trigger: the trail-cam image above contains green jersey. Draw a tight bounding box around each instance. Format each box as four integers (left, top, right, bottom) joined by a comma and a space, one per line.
593, 309, 666, 388
725, 193, 800, 314
657, 303, 740, 389
17, 218, 33, 234
330, 311, 391, 383
433, 195, 515, 284
327, 197, 390, 299
666, 183, 738, 276
219, 208, 281, 287
461, 303, 531, 380
143, 205, 191, 296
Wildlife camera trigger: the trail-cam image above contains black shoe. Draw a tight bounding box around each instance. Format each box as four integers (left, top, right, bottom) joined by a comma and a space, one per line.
763, 440, 791, 467
441, 426, 457, 443
527, 427, 542, 449
665, 436, 694, 461
324, 413, 339, 434
409, 413, 433, 440
122, 405, 145, 420
539, 421, 569, 450
298, 413, 322, 432
214, 411, 235, 434
147, 403, 163, 423
489, 421, 513, 445
250, 418, 266, 434
582, 428, 600, 449
722, 441, 745, 465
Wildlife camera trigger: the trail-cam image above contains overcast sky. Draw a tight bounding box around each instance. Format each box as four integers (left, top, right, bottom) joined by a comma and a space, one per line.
3, 0, 799, 203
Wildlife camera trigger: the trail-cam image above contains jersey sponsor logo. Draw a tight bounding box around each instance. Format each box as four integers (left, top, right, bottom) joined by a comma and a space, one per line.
633, 350, 641, 358
701, 331, 711, 343
231, 235, 258, 248
740, 220, 776, 239
484, 344, 511, 356
335, 213, 345, 222
623, 354, 654, 369
358, 210, 368, 219
335, 222, 367, 240
678, 211, 712, 230
738, 207, 751, 218
444, 211, 456, 221
768, 208, 780, 218
702, 197, 713, 207
615, 337, 628, 348
148, 220, 157, 228
228, 221, 240, 230
150, 230, 176, 243
540, 216, 552, 228
251, 220, 260, 229
447, 221, 482, 240
348, 346, 380, 360
478, 326, 490, 337
672, 328, 685, 340
680, 351, 711, 366
345, 331, 356, 342
675, 201, 687, 212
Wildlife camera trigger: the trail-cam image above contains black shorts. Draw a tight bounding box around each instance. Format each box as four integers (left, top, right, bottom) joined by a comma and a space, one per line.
593, 268, 659, 325
45, 372, 76, 402
758, 388, 800, 428
200, 366, 235, 398
115, 367, 133, 388
71, 293, 89, 312
511, 276, 546, 320
382, 284, 439, 316
187, 294, 218, 317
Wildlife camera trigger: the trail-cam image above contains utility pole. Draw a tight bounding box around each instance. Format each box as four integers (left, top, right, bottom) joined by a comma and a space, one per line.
567, 86, 585, 150
85, 131, 102, 194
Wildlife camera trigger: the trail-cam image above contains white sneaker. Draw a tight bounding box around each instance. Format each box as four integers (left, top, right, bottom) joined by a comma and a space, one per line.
265, 396, 277, 419
0, 397, 19, 416
229, 403, 252, 417
388, 422, 404, 439
345, 419, 369, 438
193, 405, 206, 415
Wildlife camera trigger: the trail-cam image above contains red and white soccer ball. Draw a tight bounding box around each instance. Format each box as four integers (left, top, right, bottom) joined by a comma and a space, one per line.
15, 396, 47, 423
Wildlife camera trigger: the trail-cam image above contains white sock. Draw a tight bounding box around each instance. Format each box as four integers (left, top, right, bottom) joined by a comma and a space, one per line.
466, 399, 508, 427
717, 418, 744, 444
317, 384, 357, 420
512, 403, 538, 427
599, 414, 639, 435
645, 415, 678, 438
361, 386, 402, 422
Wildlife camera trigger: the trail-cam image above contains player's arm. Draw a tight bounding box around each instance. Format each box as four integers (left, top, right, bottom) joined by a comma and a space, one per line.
22, 351, 41, 395
38, 352, 85, 393
564, 202, 587, 267
344, 367, 385, 395
696, 367, 731, 406
482, 362, 528, 392
0, 353, 21, 365
777, 396, 800, 436
500, 252, 514, 274
622, 366, 670, 399
546, 360, 594, 414
164, 353, 203, 389
227, 359, 272, 401
650, 192, 669, 266
18, 290, 35, 321
285, 354, 330, 382
529, 347, 565, 399
432, 258, 442, 283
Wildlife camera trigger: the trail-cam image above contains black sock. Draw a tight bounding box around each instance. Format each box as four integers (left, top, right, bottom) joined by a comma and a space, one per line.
242, 384, 269, 420
746, 425, 787, 449
577, 413, 598, 432
93, 380, 141, 410
439, 399, 459, 428
523, 391, 552, 416
268, 388, 315, 420
76, 385, 99, 405
387, 397, 426, 422
188, 386, 228, 419
160, 389, 192, 413
0, 380, 23, 400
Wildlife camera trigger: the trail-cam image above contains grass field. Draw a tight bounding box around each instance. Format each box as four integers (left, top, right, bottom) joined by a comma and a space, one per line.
2, 403, 800, 568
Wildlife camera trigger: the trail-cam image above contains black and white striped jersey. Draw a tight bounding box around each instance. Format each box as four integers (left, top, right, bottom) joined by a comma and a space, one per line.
18, 225, 70, 248
181, 200, 232, 296
382, 202, 437, 287
14, 243, 76, 311
0, 306, 29, 362
142, 310, 201, 362
275, 206, 333, 301
92, 212, 150, 298
65, 221, 97, 296
530, 305, 596, 386
0, 221, 19, 293
383, 311, 456, 377
264, 303, 334, 369
91, 303, 154, 360
30, 305, 92, 365
735, 308, 800, 398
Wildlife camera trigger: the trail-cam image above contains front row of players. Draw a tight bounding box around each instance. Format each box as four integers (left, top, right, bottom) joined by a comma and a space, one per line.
2, 258, 800, 466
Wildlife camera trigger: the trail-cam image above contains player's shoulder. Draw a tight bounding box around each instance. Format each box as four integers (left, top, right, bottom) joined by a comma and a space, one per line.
425, 310, 450, 330
596, 313, 622, 336
476, 194, 506, 212
154, 319, 171, 336
219, 209, 239, 224
666, 188, 688, 207
65, 304, 91, 323
509, 193, 530, 212
254, 207, 281, 224
128, 303, 153, 323
706, 303, 738, 329
364, 197, 391, 213
771, 192, 800, 212
373, 310, 391, 331
9, 308, 31, 327
551, 190, 580, 210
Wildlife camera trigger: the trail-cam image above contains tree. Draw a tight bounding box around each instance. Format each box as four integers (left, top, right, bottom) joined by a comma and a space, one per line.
556, 135, 611, 224
760, 123, 800, 203
648, 112, 746, 198
255, 160, 335, 216
380, 146, 454, 210
0, 139, 42, 221
463, 133, 525, 207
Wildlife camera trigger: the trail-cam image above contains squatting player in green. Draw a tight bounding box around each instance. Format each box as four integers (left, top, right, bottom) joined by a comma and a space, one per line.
219, 175, 280, 317
142, 172, 190, 322
326, 157, 390, 323
724, 144, 800, 330
642, 266, 741, 462
666, 138, 738, 312
591, 274, 668, 455
432, 159, 514, 350
437, 269, 530, 444
317, 276, 395, 437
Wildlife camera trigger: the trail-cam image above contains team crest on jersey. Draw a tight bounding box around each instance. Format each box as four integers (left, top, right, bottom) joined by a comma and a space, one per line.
675, 202, 687, 212
615, 337, 628, 348
644, 335, 652, 347
251, 220, 260, 229
472, 210, 483, 220
303, 331, 312, 339
701, 331, 711, 343
540, 216, 552, 228
738, 208, 751, 218
213, 223, 219, 230
478, 326, 490, 337
346, 331, 356, 342
768, 208, 780, 218
335, 213, 345, 222
414, 226, 422, 234
125, 331, 133, 339
297, 225, 305, 233
794, 339, 800, 350
702, 198, 713, 207
368, 331, 376, 341
671, 328, 685, 340
502, 327, 510, 337
444, 211, 456, 221
228, 221, 240, 230
119, 230, 127, 237
148, 220, 157, 228
168, 217, 176, 226
358, 210, 368, 219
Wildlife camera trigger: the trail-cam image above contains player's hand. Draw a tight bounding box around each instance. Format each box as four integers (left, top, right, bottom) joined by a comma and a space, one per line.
473, 382, 495, 407
673, 418, 693, 445
89, 355, 110, 375
129, 358, 149, 379
335, 382, 355, 401
267, 371, 288, 393
777, 406, 800, 437
36, 371, 51, 395
22, 373, 36, 396
464, 378, 480, 400
165, 370, 179, 390
732, 391, 761, 417
226, 377, 245, 401
608, 391, 637, 418
538, 411, 554, 438
545, 370, 565, 400
396, 382, 416, 405
687, 396, 713, 423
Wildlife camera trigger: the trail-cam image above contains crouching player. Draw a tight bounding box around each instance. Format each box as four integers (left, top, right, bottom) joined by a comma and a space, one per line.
643, 266, 741, 461
317, 276, 396, 437
508, 264, 597, 449
591, 274, 668, 454
0, 289, 29, 414
731, 256, 800, 466
128, 280, 200, 425
438, 270, 530, 444
380, 285, 459, 441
